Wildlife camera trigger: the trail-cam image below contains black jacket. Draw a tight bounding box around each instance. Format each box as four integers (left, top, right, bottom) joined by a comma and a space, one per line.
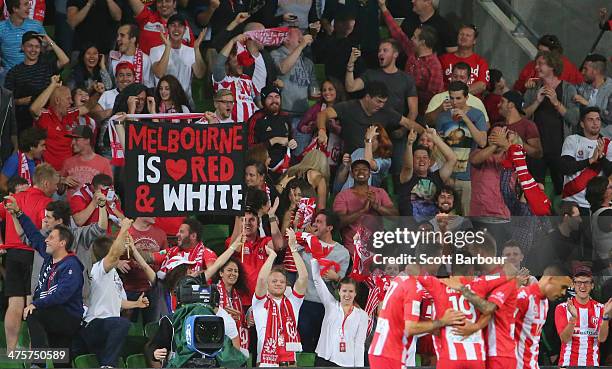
0, 87, 17, 168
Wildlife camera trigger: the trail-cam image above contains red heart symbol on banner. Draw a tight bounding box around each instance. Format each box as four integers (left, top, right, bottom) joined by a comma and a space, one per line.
165, 159, 188, 181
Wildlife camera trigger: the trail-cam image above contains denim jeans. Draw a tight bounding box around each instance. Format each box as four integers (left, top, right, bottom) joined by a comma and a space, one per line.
75, 317, 130, 367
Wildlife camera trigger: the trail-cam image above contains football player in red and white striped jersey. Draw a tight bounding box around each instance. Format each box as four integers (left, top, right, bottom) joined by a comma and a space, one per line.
368, 243, 464, 369
515, 265, 572, 369
555, 266, 612, 367
417, 250, 511, 369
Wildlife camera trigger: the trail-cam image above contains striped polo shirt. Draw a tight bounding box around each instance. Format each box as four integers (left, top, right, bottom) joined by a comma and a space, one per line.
0, 18, 45, 70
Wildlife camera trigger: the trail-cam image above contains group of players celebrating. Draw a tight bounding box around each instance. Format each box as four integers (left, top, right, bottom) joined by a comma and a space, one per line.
367, 237, 612, 369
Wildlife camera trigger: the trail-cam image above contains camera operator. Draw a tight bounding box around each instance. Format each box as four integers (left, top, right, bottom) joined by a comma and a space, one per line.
145, 237, 248, 367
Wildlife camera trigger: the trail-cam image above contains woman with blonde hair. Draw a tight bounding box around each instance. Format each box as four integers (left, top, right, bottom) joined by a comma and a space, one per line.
278, 149, 330, 209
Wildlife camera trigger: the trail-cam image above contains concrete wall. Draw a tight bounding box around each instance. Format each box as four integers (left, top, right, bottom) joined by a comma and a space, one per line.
436, 0, 612, 86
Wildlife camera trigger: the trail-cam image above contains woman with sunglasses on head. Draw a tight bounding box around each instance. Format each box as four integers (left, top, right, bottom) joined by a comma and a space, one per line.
310, 258, 367, 367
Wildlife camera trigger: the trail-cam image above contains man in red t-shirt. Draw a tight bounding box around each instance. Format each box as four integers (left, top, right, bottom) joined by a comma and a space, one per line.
225, 209, 284, 300
0, 163, 58, 351
439, 24, 489, 96
70, 173, 124, 234
126, 0, 194, 54
31, 75, 92, 172
497, 90, 543, 159
61, 125, 113, 198
119, 217, 168, 324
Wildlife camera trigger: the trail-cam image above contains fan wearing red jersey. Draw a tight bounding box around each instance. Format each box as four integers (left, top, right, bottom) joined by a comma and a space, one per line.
368, 243, 464, 369
555, 266, 612, 367
515, 264, 572, 369
417, 251, 511, 369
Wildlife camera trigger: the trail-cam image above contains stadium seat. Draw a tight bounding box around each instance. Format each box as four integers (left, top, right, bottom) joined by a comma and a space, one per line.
126, 353, 146, 368
128, 322, 144, 337
73, 354, 99, 368
247, 352, 254, 367
314, 64, 326, 83
0, 359, 24, 368
144, 321, 159, 339
295, 352, 315, 367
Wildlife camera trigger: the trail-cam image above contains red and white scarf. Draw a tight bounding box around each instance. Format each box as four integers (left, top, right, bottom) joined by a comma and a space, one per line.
260, 294, 301, 366
295, 232, 340, 276
562, 138, 611, 199
503, 144, 552, 216
111, 49, 144, 83
108, 119, 124, 166
236, 27, 289, 67
270, 147, 291, 174
364, 270, 392, 335
296, 139, 330, 162
217, 280, 249, 352
18, 151, 33, 185
133, 48, 144, 83
349, 226, 373, 282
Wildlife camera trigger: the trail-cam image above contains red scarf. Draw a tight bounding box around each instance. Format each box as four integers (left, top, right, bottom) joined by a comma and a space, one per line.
349, 226, 373, 282
503, 144, 552, 215
562, 138, 611, 198
18, 151, 33, 185
108, 119, 124, 166
295, 232, 340, 276
296, 139, 330, 162
133, 48, 144, 83
217, 281, 249, 351
260, 294, 301, 366
364, 270, 392, 335
270, 147, 291, 174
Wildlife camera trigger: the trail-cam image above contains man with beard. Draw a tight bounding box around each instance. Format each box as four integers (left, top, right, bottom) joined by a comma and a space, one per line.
428, 185, 473, 232
333, 159, 398, 254
109, 23, 154, 88
345, 38, 417, 119
295, 209, 350, 353
202, 89, 235, 123
575, 54, 612, 130
145, 218, 217, 281
560, 107, 612, 213
248, 86, 296, 176
61, 126, 113, 198
213, 33, 261, 123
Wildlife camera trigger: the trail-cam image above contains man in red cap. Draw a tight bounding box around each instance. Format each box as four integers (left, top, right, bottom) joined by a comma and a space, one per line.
61, 125, 113, 198
90, 61, 135, 123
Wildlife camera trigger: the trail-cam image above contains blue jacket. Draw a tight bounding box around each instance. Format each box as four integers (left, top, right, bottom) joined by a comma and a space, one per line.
18, 213, 84, 318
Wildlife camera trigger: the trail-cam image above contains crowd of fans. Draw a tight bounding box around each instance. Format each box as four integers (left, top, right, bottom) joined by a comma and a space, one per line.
0, 0, 611, 367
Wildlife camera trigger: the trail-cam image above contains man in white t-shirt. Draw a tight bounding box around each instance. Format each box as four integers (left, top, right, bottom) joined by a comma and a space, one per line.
252, 229, 308, 367
74, 218, 152, 367
91, 61, 136, 122
110, 23, 154, 88
560, 106, 612, 212
149, 13, 206, 106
